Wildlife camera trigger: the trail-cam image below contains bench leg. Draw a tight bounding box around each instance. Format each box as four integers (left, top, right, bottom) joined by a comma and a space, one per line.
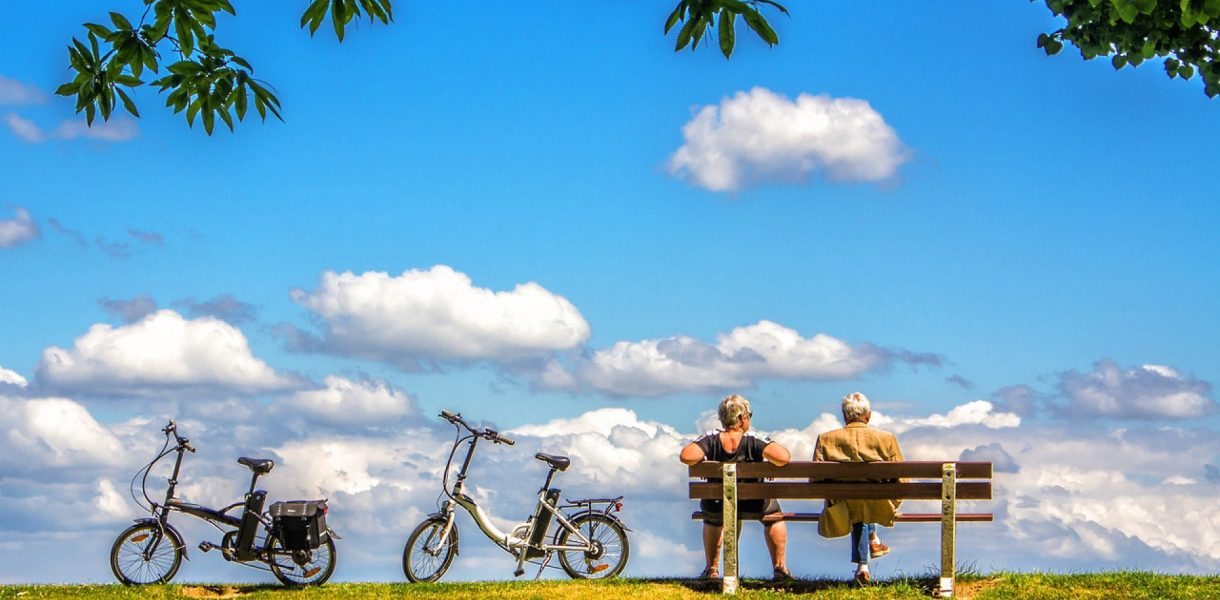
722, 463, 738, 595
935, 462, 957, 598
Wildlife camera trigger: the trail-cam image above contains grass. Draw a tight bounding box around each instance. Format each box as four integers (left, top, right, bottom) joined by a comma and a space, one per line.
2, 573, 1219, 599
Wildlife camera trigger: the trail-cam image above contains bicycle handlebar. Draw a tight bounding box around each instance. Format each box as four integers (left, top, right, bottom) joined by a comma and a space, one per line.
487, 429, 515, 446
439, 409, 514, 445
162, 419, 195, 452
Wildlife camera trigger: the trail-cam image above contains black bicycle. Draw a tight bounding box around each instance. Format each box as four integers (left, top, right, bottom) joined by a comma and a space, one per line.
109, 420, 339, 586
402, 410, 631, 582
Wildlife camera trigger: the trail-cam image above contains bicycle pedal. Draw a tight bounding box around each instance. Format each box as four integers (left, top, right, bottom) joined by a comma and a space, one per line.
198, 541, 215, 553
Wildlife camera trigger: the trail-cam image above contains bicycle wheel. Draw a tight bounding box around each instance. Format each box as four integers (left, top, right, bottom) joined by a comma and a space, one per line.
402, 517, 458, 582
268, 534, 337, 586
556, 513, 630, 579
109, 522, 183, 585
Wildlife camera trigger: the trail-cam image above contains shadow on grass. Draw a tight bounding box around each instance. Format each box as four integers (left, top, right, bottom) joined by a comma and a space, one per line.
642, 574, 943, 595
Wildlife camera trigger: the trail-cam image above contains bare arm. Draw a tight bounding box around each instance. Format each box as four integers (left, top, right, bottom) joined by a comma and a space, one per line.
679, 441, 706, 466
763, 441, 790, 466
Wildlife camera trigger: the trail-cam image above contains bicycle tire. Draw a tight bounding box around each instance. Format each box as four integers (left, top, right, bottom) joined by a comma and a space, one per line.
268, 534, 337, 586
109, 522, 183, 585
556, 513, 629, 579
402, 517, 458, 582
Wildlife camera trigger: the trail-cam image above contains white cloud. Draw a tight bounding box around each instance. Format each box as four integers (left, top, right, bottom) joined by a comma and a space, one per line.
1057, 359, 1216, 419
4, 113, 138, 144
668, 87, 909, 192
541, 320, 905, 397
282, 375, 418, 427
0, 395, 125, 472
291, 266, 591, 366
36, 309, 299, 396
4, 113, 44, 143
885, 400, 1021, 434
0, 207, 39, 248
0, 366, 27, 387
0, 76, 44, 106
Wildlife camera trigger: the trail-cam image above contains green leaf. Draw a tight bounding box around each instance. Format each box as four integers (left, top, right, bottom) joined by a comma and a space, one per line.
234, 87, 247, 120
203, 107, 215, 134
85, 23, 113, 39
742, 10, 778, 46
1112, 54, 1127, 69
109, 11, 133, 30
187, 97, 202, 125
675, 16, 697, 51
718, 11, 735, 58
54, 82, 80, 96
301, 0, 329, 30
217, 106, 234, 131
1178, 64, 1195, 79
116, 87, 140, 117
113, 74, 144, 87
690, 14, 708, 50
332, 0, 347, 41
176, 16, 194, 56
1111, 0, 1140, 23
755, 0, 790, 16
664, 2, 685, 34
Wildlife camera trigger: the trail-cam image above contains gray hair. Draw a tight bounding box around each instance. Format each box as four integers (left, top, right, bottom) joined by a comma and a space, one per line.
841, 392, 871, 423
718, 394, 752, 429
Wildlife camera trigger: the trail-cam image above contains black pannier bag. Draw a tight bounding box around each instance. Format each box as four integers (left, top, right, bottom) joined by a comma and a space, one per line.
269, 500, 328, 551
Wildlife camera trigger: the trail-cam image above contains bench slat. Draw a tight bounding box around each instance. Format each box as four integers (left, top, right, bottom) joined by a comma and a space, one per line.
688, 461, 992, 479
690, 511, 994, 523
689, 481, 992, 500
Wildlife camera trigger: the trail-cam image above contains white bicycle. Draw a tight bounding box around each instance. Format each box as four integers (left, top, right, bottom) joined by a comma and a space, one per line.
402, 410, 631, 581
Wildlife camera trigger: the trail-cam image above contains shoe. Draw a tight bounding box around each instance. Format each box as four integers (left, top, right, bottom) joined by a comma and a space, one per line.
699, 566, 720, 580
854, 570, 871, 585
870, 542, 890, 559
772, 567, 794, 582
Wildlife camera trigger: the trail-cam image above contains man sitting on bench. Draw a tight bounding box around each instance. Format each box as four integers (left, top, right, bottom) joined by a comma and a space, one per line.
680, 394, 793, 581
813, 392, 905, 584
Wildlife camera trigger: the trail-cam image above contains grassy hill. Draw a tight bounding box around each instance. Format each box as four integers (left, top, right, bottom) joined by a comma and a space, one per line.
2, 573, 1218, 599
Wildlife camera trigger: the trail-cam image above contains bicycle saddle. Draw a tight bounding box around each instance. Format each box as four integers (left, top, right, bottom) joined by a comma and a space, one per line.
237, 457, 274, 474
534, 453, 570, 471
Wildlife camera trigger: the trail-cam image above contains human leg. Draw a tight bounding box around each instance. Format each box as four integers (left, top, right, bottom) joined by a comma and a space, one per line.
763, 521, 788, 573
702, 523, 722, 577
850, 523, 869, 564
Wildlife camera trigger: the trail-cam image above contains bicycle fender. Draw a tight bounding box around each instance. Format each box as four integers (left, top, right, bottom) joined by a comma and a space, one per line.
132, 518, 190, 560
571, 509, 633, 532
426, 512, 460, 556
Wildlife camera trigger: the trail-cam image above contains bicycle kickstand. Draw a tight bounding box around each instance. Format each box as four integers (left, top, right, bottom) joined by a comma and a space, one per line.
533, 551, 554, 580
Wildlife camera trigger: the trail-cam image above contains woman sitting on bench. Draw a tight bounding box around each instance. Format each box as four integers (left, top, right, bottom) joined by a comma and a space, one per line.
679, 394, 792, 581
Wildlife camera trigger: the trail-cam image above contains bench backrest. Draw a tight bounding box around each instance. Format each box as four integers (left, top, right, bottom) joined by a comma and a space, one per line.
688, 461, 993, 501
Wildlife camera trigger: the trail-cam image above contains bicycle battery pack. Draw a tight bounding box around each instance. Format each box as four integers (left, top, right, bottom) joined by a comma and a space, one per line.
525, 488, 560, 558
235, 490, 267, 560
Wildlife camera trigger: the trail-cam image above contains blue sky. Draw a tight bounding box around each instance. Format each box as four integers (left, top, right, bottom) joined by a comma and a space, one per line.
2, 0, 1219, 584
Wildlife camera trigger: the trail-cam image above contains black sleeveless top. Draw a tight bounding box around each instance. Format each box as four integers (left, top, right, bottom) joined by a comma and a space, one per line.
694, 431, 773, 483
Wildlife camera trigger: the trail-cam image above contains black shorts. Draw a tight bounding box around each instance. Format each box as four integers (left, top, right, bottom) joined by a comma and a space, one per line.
699, 498, 782, 525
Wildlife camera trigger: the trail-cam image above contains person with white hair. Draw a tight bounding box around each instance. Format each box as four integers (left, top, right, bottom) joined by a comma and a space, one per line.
680, 394, 793, 581
813, 392, 904, 585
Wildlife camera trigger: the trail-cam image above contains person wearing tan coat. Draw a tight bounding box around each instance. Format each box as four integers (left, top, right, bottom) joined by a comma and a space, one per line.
813, 392, 904, 584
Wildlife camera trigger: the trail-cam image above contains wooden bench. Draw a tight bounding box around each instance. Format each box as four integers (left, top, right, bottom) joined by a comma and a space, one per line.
688, 461, 993, 597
